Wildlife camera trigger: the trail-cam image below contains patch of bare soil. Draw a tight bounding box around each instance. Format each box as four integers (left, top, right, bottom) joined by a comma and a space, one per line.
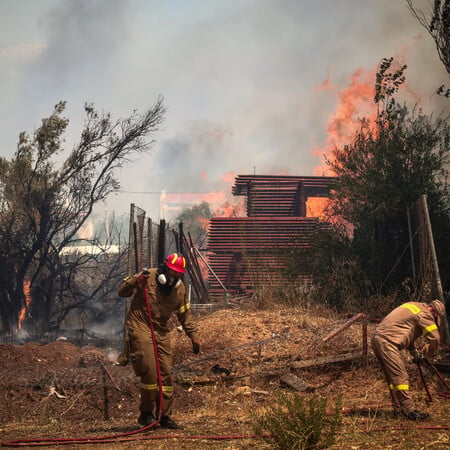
1, 303, 449, 449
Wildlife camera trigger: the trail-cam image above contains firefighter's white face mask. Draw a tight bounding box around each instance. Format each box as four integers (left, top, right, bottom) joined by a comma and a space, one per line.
158, 273, 181, 288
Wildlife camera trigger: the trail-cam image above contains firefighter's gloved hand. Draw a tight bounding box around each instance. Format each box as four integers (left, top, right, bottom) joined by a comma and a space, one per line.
413, 353, 425, 365
191, 340, 201, 354
136, 269, 151, 286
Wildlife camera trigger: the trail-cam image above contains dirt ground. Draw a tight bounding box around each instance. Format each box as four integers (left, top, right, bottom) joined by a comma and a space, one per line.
1, 302, 449, 449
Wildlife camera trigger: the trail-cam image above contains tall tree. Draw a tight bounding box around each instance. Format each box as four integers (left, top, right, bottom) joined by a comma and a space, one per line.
327, 58, 450, 293
0, 97, 165, 337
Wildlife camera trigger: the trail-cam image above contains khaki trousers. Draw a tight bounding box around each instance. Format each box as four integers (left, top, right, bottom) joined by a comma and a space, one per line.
371, 334, 416, 414
128, 327, 174, 416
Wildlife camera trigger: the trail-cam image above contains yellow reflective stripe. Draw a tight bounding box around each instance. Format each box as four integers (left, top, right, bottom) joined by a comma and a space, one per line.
424, 323, 438, 334
140, 383, 173, 392
390, 384, 409, 391
170, 253, 178, 264
400, 303, 421, 314
178, 303, 191, 314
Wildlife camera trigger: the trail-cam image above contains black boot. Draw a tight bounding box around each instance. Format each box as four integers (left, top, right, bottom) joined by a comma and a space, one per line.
138, 412, 157, 427
406, 410, 430, 421
116, 353, 129, 366
160, 415, 183, 430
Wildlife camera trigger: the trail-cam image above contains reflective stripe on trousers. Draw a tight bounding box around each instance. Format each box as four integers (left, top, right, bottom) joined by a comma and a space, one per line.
371, 333, 416, 414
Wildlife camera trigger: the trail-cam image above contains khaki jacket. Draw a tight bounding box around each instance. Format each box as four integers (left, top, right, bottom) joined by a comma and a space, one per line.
118, 268, 198, 341
374, 301, 440, 357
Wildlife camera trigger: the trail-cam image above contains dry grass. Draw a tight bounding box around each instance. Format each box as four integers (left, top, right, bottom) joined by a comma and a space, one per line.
1, 300, 449, 449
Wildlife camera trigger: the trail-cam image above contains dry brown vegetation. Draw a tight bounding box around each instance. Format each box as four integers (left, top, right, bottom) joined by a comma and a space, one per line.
1, 301, 449, 449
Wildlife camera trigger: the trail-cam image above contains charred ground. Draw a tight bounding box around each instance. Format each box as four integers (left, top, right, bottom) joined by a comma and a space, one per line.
1, 303, 449, 449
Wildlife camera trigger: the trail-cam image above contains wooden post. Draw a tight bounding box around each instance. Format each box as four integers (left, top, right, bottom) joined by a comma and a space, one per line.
362, 318, 368, 366
421, 195, 449, 347
147, 218, 152, 268
102, 365, 109, 421
158, 220, 166, 265
421, 195, 443, 301
406, 205, 417, 288
178, 222, 184, 255
127, 203, 135, 276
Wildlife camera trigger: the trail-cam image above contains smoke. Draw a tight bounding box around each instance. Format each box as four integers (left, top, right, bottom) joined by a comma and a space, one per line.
4, 0, 131, 153
35, 0, 129, 82
1, 0, 449, 221
78, 220, 94, 240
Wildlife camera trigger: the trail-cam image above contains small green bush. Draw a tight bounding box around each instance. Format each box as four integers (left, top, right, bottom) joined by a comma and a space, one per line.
253, 392, 342, 449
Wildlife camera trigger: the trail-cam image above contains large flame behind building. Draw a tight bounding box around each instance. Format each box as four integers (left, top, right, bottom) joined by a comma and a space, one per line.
314, 67, 378, 176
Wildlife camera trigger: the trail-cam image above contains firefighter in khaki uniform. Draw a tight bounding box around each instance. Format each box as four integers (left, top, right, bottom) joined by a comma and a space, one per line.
371, 299, 446, 420
118, 253, 200, 429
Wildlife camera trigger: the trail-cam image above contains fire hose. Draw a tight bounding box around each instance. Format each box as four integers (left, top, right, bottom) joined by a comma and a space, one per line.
1, 309, 450, 447
0, 284, 259, 447
0, 285, 161, 446
417, 357, 450, 400
417, 361, 433, 403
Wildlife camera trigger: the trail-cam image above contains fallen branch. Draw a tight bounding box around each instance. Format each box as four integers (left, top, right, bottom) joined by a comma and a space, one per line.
291, 352, 362, 369
100, 362, 121, 391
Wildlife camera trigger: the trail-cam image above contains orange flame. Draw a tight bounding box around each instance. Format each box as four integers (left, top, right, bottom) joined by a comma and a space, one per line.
306, 197, 329, 219
196, 254, 210, 281
220, 171, 237, 183
18, 280, 32, 329
314, 67, 378, 176
213, 200, 245, 218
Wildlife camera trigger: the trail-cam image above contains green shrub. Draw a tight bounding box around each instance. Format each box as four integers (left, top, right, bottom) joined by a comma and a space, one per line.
253, 392, 342, 449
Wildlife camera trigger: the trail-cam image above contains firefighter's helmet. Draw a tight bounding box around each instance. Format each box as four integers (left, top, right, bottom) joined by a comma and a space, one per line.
430, 299, 445, 317
165, 253, 187, 273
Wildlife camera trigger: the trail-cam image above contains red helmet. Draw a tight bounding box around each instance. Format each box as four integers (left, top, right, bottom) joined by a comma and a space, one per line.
165, 253, 187, 273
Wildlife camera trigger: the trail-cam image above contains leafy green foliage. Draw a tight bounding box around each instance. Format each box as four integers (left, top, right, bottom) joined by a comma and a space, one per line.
374, 57, 407, 107
253, 393, 342, 449
326, 58, 450, 293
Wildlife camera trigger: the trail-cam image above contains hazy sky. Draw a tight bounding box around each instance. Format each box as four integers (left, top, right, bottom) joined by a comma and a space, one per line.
1, 0, 449, 223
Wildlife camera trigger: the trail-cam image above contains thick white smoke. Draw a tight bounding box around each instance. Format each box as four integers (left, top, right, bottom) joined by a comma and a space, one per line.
0, 0, 448, 221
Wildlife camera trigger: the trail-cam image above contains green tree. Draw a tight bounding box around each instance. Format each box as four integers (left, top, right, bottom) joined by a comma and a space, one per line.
327, 59, 450, 294
0, 97, 165, 338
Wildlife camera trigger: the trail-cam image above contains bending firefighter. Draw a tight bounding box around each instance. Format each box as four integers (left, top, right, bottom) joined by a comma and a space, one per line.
371, 299, 446, 420
117, 253, 201, 429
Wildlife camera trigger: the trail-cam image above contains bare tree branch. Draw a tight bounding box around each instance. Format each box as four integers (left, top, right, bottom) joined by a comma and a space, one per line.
407, 0, 450, 80
0, 96, 165, 337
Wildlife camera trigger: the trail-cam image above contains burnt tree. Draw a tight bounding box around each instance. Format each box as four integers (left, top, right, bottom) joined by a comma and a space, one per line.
0, 97, 165, 338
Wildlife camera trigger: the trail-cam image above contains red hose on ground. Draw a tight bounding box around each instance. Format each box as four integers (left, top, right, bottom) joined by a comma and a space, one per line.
2, 306, 450, 447
2, 402, 449, 447
417, 362, 433, 402
1, 434, 260, 447
1, 284, 169, 447
1, 283, 265, 447
143, 284, 164, 422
